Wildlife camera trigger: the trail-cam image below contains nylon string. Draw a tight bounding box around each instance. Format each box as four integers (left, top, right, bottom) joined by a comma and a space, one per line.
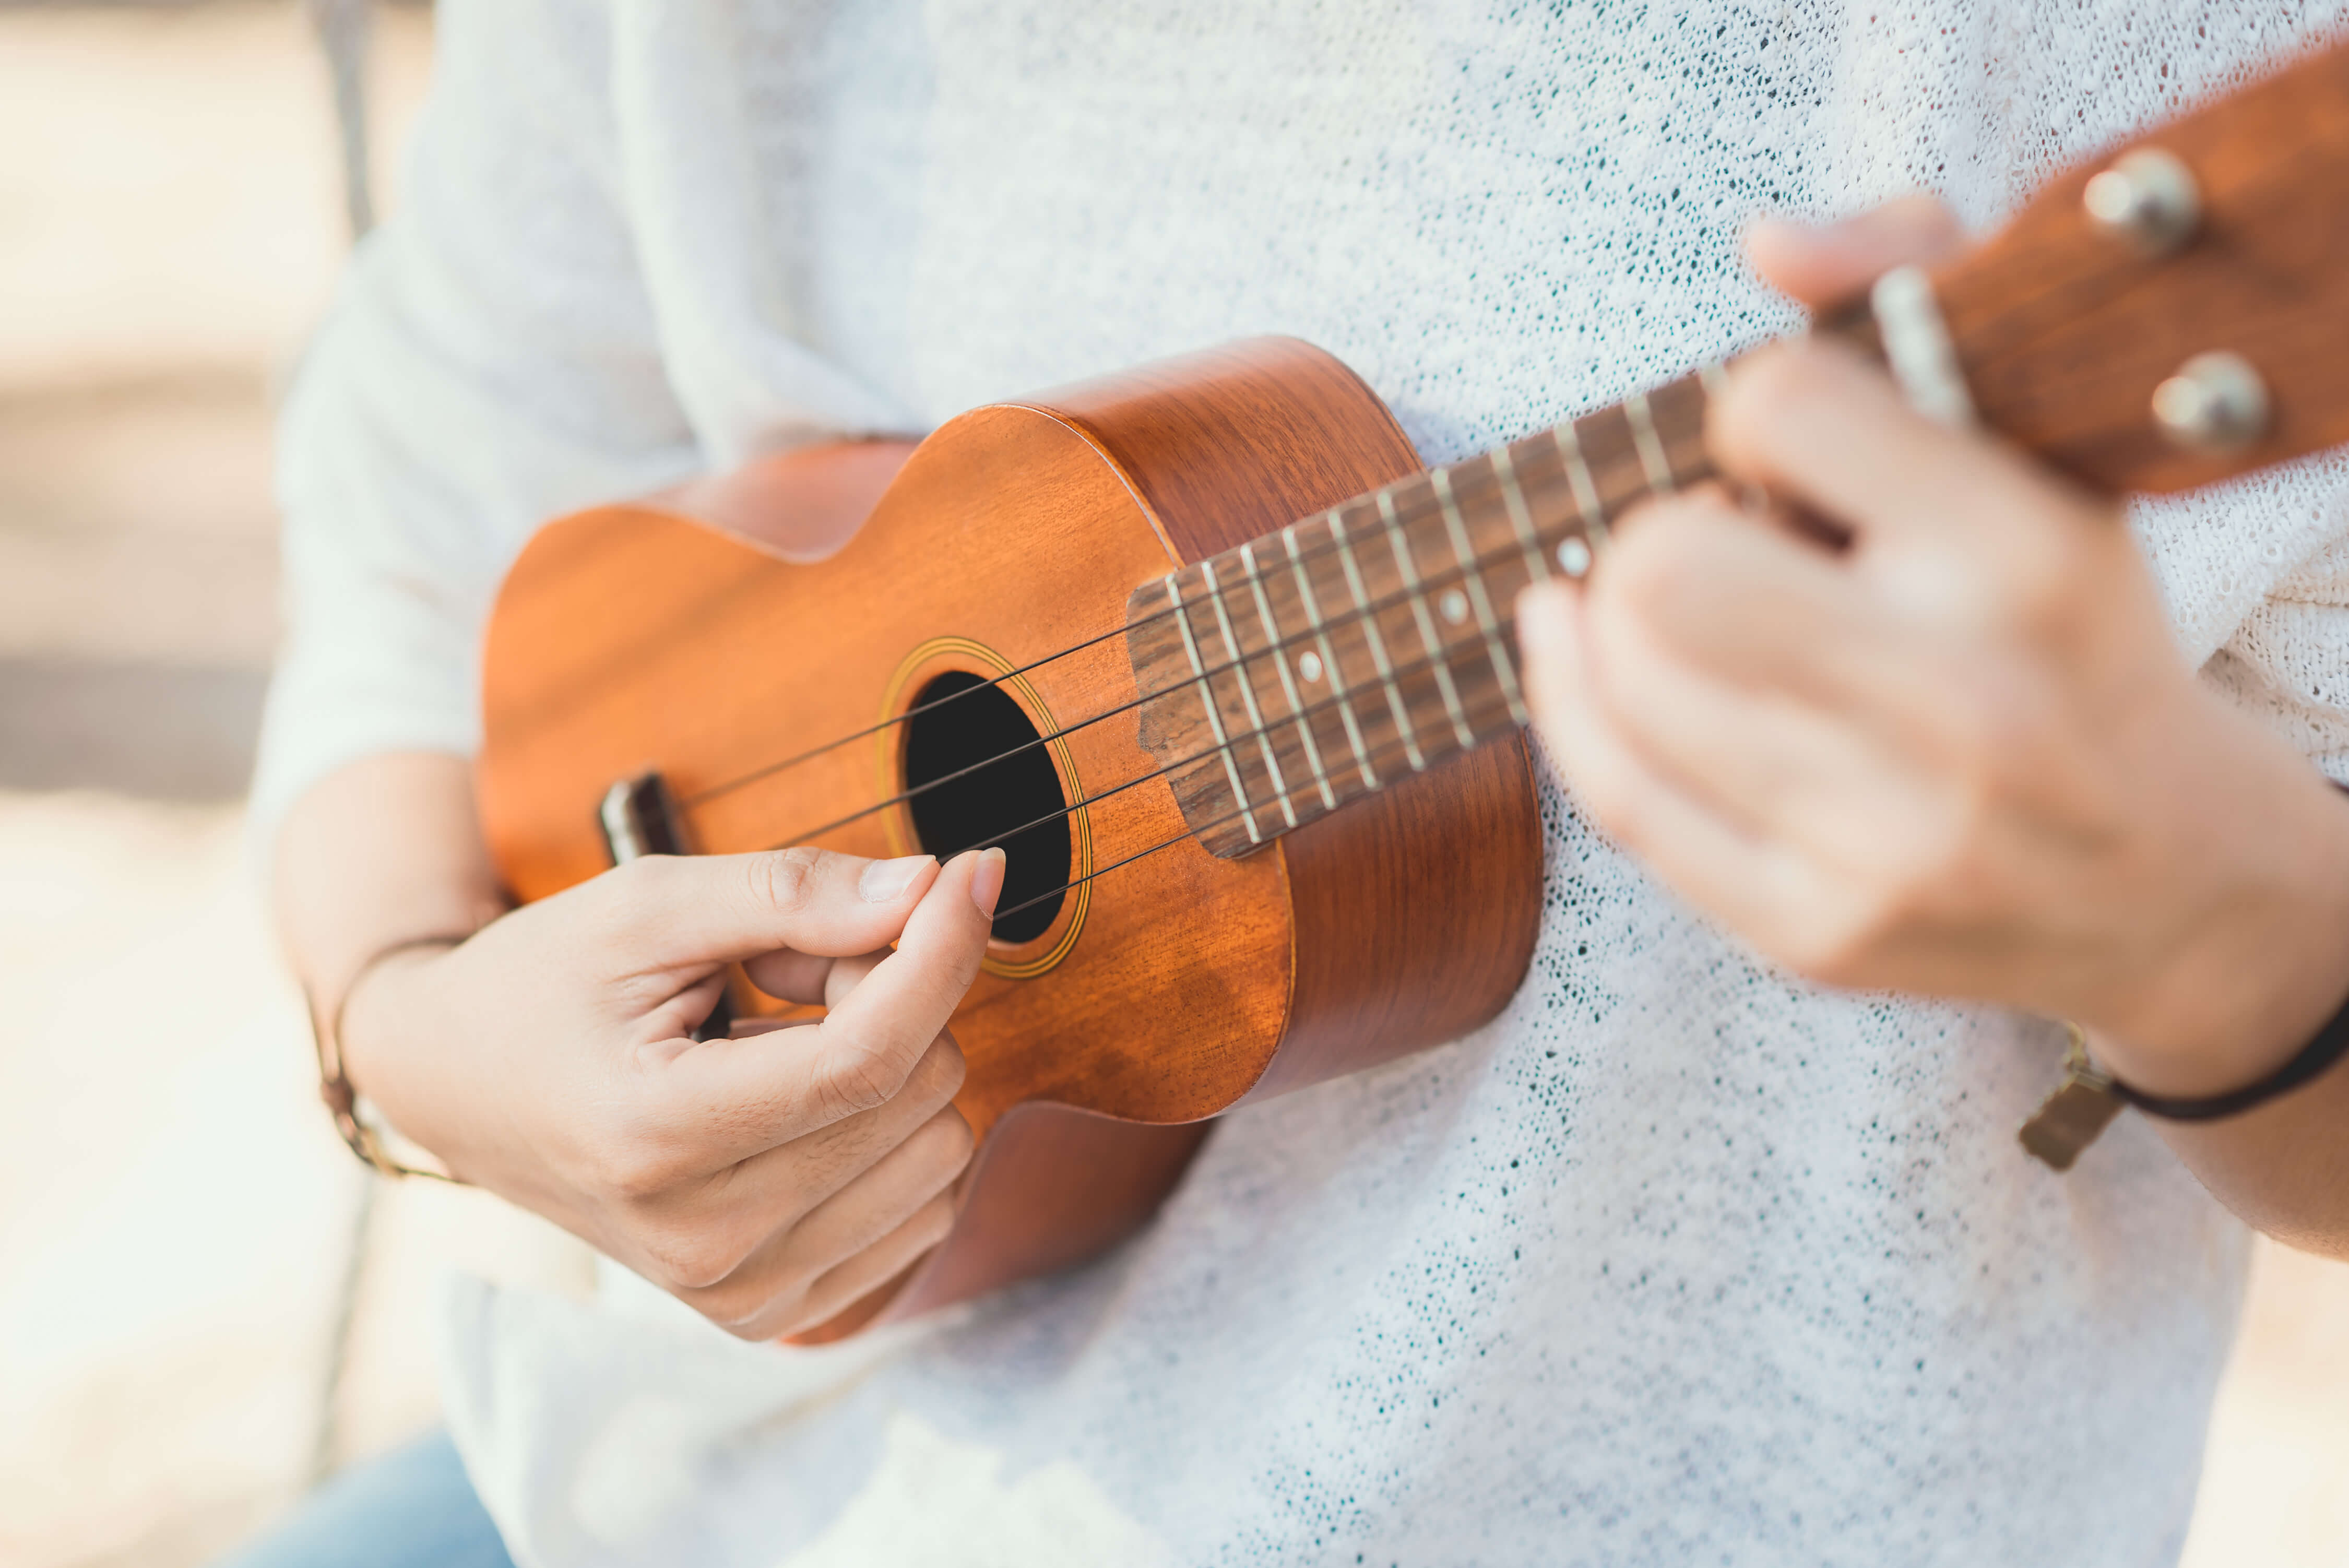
744, 489, 1621, 854
678, 417, 1672, 811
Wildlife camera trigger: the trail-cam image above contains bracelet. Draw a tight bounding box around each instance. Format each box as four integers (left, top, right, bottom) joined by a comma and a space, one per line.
2102, 980, 2349, 1121
2022, 984, 2349, 1170
2104, 781, 2349, 1122
2020, 775, 2349, 1170
309, 932, 476, 1183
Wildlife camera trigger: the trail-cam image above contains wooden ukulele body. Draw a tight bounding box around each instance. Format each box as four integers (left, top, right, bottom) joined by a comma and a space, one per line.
478, 339, 1543, 1338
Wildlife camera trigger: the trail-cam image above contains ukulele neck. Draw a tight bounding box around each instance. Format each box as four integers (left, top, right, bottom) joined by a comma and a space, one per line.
1124, 367, 1721, 857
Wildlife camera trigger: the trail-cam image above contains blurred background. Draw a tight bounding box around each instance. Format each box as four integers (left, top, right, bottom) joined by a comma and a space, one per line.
0, 4, 2344, 1565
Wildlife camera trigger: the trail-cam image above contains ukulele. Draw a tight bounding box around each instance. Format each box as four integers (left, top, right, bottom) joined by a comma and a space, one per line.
479, 41, 2349, 1341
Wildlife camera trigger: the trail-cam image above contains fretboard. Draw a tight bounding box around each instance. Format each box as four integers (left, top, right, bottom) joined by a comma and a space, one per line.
1124, 365, 1721, 857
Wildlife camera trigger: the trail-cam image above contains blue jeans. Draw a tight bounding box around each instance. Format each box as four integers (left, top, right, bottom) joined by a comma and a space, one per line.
213, 1431, 513, 1568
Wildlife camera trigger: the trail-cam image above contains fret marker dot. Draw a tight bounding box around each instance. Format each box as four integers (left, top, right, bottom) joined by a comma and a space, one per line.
1440, 589, 1470, 625
1557, 538, 1593, 577
1298, 650, 1324, 683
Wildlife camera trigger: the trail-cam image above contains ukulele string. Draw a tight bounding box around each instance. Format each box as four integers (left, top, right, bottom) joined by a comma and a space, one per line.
983, 714, 1466, 926
739, 473, 1633, 851
678, 440, 1621, 811
675, 610, 1148, 809
758, 601, 1523, 860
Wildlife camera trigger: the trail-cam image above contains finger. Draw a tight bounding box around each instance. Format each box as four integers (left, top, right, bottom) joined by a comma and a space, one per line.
1707, 338, 2099, 559
1745, 195, 1964, 310
596, 848, 940, 979
824, 951, 884, 1009
646, 1031, 965, 1249
794, 848, 999, 1124
776, 1105, 970, 1284
1583, 555, 1915, 853
1518, 580, 1815, 930
738, 945, 863, 1005
656, 849, 1000, 1145
1604, 486, 1881, 702
782, 1190, 959, 1339
1603, 485, 1982, 758
686, 1106, 971, 1339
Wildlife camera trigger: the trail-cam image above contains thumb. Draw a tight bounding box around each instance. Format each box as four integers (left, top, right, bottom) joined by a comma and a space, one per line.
1745, 194, 1965, 312
589, 847, 941, 979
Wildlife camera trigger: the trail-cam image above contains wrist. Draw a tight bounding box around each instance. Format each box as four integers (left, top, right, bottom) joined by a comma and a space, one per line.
318, 934, 470, 1180
2086, 758, 2349, 1099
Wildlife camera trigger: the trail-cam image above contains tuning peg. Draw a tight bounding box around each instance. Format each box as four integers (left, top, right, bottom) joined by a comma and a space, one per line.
2152, 351, 2270, 453
2083, 148, 2201, 255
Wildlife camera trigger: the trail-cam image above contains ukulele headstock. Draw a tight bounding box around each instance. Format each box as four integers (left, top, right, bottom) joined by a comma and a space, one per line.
1920, 40, 2349, 494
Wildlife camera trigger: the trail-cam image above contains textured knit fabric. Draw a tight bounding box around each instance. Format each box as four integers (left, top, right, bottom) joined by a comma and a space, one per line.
257, 4, 2349, 1565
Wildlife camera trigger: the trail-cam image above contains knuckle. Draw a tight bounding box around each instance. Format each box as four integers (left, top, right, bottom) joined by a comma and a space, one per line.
909, 1192, 957, 1252
906, 1034, 968, 1107
1996, 531, 2084, 631
750, 846, 824, 917
702, 1274, 808, 1339
639, 1222, 744, 1292
592, 1135, 690, 1203
1780, 898, 1889, 987
1712, 344, 1809, 460
1604, 524, 1699, 624
917, 1106, 977, 1181
814, 1042, 901, 1121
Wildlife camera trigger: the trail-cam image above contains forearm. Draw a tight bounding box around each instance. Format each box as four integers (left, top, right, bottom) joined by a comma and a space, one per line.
271, 751, 510, 1026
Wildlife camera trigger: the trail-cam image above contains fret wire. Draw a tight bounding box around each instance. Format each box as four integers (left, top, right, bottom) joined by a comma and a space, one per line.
692, 387, 1702, 813
769, 462, 1685, 859
936, 590, 1561, 873
732, 379, 1721, 840
1162, 569, 1261, 845
991, 676, 1523, 921
1239, 541, 1337, 812
1429, 465, 1529, 727
1282, 521, 1378, 791
1624, 390, 1675, 495
1200, 557, 1297, 831
1328, 506, 1426, 772
1552, 417, 1610, 549
1377, 488, 1475, 752
1489, 444, 1551, 587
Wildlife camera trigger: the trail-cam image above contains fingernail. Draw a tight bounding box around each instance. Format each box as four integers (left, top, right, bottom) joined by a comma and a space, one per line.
860, 854, 933, 902
968, 847, 1006, 918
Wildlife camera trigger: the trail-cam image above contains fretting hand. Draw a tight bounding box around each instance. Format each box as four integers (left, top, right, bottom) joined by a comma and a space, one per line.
1516, 198, 2349, 1103
337, 842, 1003, 1340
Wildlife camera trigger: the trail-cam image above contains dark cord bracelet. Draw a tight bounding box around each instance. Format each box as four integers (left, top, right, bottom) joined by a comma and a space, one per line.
2101, 978, 2349, 1121
2020, 778, 2349, 1169
2109, 779, 2349, 1121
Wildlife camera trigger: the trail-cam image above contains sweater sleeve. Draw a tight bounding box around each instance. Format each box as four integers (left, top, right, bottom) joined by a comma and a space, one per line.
250, 0, 700, 851
2132, 449, 2349, 785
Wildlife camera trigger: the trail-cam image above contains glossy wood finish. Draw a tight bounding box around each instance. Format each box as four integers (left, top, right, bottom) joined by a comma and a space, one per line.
478, 339, 1543, 1336
1126, 371, 1714, 856
1927, 40, 2349, 493
1014, 342, 1546, 1107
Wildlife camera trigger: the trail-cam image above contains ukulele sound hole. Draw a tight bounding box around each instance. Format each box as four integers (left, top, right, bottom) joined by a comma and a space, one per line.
902, 670, 1070, 945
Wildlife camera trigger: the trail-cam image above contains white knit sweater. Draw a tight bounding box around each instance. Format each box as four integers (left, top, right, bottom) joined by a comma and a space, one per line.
258, 3, 2349, 1563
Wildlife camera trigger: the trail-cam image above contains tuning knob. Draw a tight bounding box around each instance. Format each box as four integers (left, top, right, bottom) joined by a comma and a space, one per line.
2152, 351, 2270, 453
2083, 148, 2201, 255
